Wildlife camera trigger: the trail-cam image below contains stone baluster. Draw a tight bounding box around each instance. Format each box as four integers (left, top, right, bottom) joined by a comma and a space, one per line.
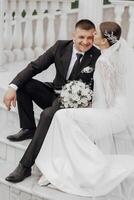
110, 0, 125, 25
58, 0, 71, 40
12, 0, 24, 61
23, 0, 35, 60
46, 0, 57, 49
127, 4, 134, 48
78, 0, 103, 26
34, 0, 47, 57
114, 5, 124, 25
0, 0, 7, 67
4, 0, 14, 62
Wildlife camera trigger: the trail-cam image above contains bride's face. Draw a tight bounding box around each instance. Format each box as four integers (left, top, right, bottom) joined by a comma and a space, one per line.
94, 27, 109, 49
93, 27, 103, 47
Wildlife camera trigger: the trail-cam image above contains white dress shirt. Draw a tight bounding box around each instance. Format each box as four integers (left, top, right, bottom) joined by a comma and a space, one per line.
66, 46, 84, 80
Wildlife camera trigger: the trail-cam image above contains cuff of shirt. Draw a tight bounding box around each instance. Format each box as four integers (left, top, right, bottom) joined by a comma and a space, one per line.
9, 84, 18, 91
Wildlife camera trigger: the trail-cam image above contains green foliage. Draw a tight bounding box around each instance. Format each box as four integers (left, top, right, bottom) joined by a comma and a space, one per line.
72, 0, 126, 6
103, 0, 111, 4
33, 10, 37, 15
71, 0, 111, 8
22, 10, 26, 17
71, 0, 79, 9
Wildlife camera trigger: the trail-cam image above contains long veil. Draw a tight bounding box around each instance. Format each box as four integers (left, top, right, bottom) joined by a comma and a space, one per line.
119, 39, 134, 127
93, 38, 134, 155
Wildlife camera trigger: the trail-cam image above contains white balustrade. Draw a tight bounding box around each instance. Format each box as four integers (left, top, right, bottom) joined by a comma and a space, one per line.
114, 5, 124, 25
78, 0, 103, 26
110, 0, 125, 25
1, 0, 134, 68
12, 0, 24, 61
4, 0, 14, 62
34, 0, 47, 57
127, 3, 134, 48
0, 0, 7, 67
58, 1, 71, 40
23, 0, 35, 60
46, 1, 57, 49
46, 0, 74, 49
0, 0, 75, 66
110, 0, 134, 48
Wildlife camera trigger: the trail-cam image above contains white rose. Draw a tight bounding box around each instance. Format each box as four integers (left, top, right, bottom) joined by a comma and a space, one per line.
71, 85, 80, 93
81, 89, 90, 96
64, 102, 69, 108
69, 103, 74, 108
71, 94, 80, 101
73, 103, 78, 108
61, 90, 69, 97
80, 97, 88, 104
87, 94, 92, 101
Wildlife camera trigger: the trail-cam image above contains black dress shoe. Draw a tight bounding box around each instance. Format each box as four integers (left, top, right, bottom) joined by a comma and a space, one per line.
7, 128, 36, 142
5, 163, 31, 183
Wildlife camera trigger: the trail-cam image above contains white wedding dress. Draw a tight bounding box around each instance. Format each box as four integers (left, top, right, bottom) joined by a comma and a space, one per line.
36, 39, 134, 198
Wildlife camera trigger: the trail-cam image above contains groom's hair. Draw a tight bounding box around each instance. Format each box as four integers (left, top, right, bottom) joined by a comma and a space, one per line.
75, 19, 95, 30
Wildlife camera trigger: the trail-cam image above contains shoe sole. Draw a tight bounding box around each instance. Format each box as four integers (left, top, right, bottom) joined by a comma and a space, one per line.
7, 135, 34, 142
5, 172, 31, 183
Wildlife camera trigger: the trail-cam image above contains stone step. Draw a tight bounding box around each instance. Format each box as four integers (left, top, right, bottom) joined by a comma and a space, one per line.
0, 107, 41, 176
0, 106, 46, 176
0, 159, 90, 200
0, 107, 28, 164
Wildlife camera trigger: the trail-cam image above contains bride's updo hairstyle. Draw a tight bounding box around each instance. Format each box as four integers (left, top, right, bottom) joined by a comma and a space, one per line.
100, 21, 121, 46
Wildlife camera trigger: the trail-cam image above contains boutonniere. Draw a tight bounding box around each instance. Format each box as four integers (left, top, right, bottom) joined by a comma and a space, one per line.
81, 66, 94, 73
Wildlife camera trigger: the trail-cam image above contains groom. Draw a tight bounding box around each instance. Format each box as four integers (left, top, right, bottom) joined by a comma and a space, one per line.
3, 19, 100, 183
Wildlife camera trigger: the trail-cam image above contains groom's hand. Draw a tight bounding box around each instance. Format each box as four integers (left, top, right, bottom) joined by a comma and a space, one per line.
3, 88, 16, 111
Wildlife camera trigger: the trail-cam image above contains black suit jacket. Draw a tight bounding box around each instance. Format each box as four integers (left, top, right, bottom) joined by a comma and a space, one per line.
11, 40, 101, 90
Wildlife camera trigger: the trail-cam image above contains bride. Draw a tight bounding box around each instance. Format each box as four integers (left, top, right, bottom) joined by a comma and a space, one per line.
36, 21, 134, 197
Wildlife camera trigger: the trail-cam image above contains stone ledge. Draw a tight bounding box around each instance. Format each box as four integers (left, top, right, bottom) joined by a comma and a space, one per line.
0, 159, 89, 200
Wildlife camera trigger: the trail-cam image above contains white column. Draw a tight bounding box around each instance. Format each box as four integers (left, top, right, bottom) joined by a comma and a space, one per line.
127, 4, 134, 48
4, 0, 14, 62
12, 0, 24, 61
114, 5, 124, 25
0, 0, 7, 66
78, 0, 103, 26
23, 0, 35, 60
58, 1, 70, 40
46, 0, 56, 49
34, 0, 47, 57
110, 0, 125, 25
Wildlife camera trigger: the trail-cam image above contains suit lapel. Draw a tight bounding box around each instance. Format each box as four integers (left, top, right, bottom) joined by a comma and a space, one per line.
59, 41, 73, 80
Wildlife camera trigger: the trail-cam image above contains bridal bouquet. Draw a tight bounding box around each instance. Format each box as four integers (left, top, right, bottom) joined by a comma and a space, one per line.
60, 80, 93, 108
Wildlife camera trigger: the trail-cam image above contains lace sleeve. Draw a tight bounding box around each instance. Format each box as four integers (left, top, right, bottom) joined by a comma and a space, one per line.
96, 58, 117, 108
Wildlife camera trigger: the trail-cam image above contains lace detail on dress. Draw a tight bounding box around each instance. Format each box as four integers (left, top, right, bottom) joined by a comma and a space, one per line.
93, 51, 126, 109
99, 59, 116, 107
93, 58, 117, 108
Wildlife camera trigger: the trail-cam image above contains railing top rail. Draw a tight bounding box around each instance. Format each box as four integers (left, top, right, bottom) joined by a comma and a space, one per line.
110, 0, 134, 6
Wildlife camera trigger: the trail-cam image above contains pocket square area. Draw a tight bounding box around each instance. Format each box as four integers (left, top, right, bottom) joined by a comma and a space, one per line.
81, 66, 93, 73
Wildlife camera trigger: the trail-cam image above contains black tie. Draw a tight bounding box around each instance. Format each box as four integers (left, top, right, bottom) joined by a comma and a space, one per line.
69, 53, 83, 80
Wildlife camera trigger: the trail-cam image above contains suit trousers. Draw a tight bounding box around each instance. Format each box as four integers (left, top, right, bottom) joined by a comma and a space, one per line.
17, 79, 60, 168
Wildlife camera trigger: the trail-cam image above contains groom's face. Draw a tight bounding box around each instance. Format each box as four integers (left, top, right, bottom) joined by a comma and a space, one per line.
72, 27, 95, 52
